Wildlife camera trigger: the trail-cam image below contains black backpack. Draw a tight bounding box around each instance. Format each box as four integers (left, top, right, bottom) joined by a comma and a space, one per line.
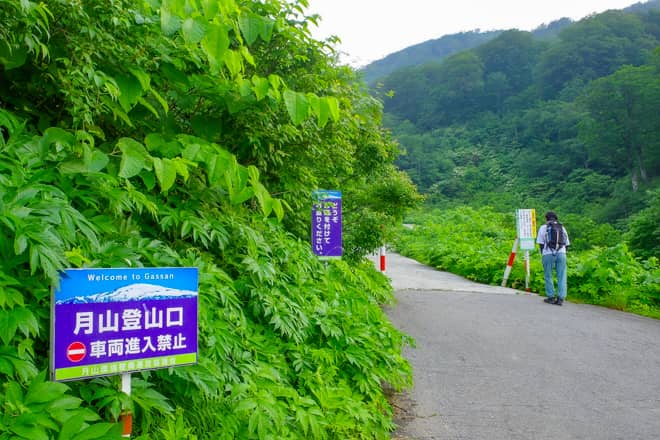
545, 220, 566, 252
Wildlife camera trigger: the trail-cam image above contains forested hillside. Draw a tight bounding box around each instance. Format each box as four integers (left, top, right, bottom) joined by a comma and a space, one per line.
360, 30, 503, 85
0, 0, 420, 438
378, 5, 660, 259
361, 0, 660, 85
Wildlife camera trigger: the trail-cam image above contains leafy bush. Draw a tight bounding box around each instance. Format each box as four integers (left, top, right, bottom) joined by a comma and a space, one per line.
1, 0, 417, 438
395, 206, 530, 286
570, 245, 660, 315
624, 189, 660, 260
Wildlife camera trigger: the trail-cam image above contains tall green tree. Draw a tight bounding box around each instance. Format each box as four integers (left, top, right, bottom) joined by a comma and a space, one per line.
536, 10, 657, 99
578, 63, 660, 190
475, 30, 544, 112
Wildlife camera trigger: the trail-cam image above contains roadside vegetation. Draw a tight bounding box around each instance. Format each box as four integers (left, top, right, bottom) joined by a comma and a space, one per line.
394, 206, 660, 319
0, 0, 419, 438
375, 6, 660, 321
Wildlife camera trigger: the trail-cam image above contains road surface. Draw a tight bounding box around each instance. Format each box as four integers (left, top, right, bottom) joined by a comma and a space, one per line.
373, 252, 660, 440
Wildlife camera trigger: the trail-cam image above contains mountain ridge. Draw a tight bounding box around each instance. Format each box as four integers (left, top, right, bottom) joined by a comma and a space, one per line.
57, 283, 198, 304
359, 0, 660, 85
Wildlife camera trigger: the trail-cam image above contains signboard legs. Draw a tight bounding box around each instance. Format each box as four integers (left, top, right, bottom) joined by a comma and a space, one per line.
524, 250, 531, 292
121, 373, 132, 438
501, 238, 519, 287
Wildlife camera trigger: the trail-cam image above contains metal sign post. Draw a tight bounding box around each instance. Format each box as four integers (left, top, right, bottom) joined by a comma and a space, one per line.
121, 373, 132, 438
379, 246, 386, 272
524, 250, 531, 292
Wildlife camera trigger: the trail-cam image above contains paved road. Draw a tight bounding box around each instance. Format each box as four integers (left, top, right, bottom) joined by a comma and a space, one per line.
372, 252, 660, 440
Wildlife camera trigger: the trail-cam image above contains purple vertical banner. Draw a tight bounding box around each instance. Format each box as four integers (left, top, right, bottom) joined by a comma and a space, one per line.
311, 190, 342, 259
51, 267, 198, 381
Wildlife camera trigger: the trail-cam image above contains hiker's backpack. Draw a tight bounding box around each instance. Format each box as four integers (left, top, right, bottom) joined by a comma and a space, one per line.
545, 220, 566, 252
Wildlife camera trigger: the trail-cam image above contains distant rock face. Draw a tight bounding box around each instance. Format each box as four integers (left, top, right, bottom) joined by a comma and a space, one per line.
56, 283, 197, 304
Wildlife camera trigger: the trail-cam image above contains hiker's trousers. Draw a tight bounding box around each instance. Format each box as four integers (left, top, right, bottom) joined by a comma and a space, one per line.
542, 252, 567, 300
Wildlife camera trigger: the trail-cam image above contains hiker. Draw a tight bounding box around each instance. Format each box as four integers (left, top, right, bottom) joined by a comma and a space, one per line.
536, 211, 570, 306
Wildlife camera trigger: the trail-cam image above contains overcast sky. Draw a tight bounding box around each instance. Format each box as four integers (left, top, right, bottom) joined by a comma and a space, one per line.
304, 0, 642, 66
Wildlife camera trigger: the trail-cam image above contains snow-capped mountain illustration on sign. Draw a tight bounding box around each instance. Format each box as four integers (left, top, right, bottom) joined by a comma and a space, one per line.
56, 283, 198, 304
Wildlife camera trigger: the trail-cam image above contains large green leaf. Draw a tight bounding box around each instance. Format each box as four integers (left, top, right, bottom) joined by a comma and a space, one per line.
25, 378, 68, 405
118, 138, 151, 178
283, 90, 309, 125
238, 13, 263, 45
206, 150, 234, 187
271, 198, 284, 221
225, 161, 253, 205
115, 75, 142, 112
201, 23, 230, 69
87, 150, 109, 173
160, 6, 182, 36
129, 68, 151, 92
10, 423, 49, 440
56, 413, 85, 440
182, 17, 207, 44
201, 0, 219, 19
259, 17, 274, 43
224, 49, 243, 78
324, 96, 340, 122
14, 307, 39, 338
70, 422, 119, 440
153, 157, 177, 192
251, 75, 270, 101
58, 149, 108, 174
0, 43, 28, 70
160, 63, 190, 87
58, 161, 87, 174
171, 157, 192, 182
41, 127, 75, 150
307, 94, 328, 128
0, 309, 18, 345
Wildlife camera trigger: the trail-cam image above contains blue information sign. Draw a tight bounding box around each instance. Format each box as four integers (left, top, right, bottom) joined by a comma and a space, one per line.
311, 190, 342, 259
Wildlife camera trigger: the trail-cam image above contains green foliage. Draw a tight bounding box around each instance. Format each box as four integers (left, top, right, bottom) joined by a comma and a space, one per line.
578, 63, 660, 188
1, 371, 123, 439
569, 245, 660, 315
537, 10, 657, 99
624, 189, 660, 259
381, 7, 660, 228
394, 206, 519, 285
394, 206, 660, 319
0, 0, 417, 438
343, 168, 423, 260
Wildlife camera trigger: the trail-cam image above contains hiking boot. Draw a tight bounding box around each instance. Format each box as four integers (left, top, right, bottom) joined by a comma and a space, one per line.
555, 298, 564, 306
544, 297, 557, 304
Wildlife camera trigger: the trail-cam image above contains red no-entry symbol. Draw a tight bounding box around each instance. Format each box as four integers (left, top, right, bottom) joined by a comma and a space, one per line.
66, 341, 86, 362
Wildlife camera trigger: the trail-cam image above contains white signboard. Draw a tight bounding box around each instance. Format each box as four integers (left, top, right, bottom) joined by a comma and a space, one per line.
516, 209, 536, 251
